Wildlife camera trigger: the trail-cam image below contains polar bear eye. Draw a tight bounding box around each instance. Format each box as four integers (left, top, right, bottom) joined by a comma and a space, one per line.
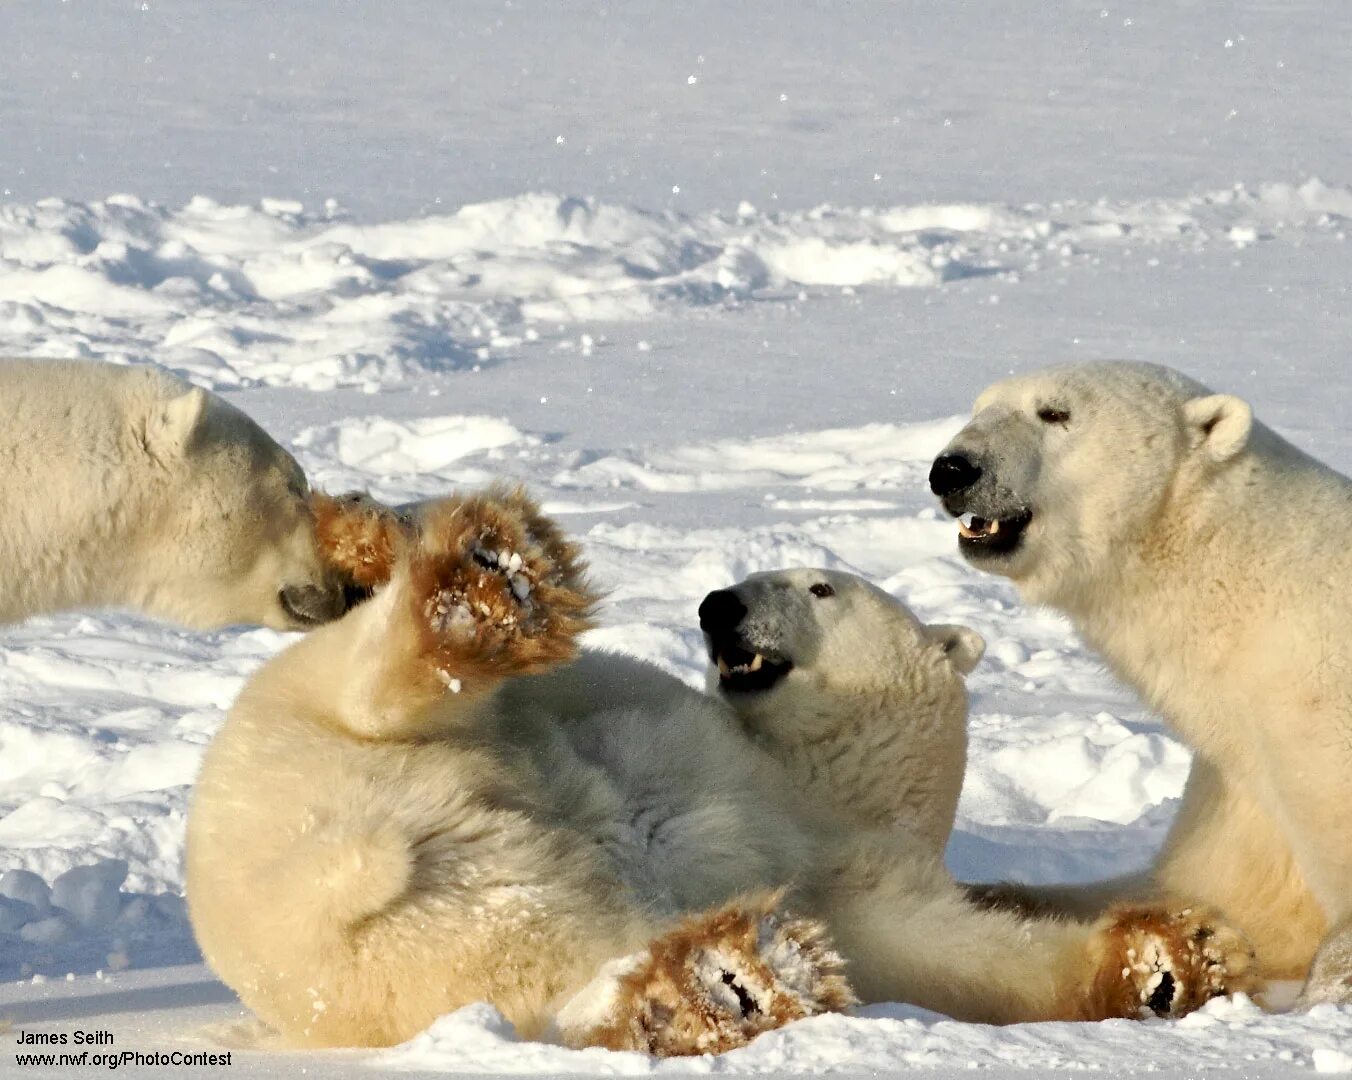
1037, 406, 1071, 425
809, 583, 835, 598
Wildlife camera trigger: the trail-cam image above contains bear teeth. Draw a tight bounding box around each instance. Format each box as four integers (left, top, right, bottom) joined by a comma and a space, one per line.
958, 514, 998, 538
717, 654, 765, 676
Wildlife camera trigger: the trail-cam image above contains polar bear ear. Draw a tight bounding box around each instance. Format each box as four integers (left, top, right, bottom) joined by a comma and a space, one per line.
1183, 394, 1252, 463
146, 386, 211, 458
929, 624, 985, 675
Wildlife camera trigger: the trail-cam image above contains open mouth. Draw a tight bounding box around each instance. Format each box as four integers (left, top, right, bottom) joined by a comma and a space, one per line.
278, 588, 330, 628
342, 582, 376, 611
709, 639, 793, 694
956, 508, 1033, 556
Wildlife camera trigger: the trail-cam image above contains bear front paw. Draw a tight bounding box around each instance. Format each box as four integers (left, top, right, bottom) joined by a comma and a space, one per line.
1084, 903, 1259, 1020
312, 491, 408, 602
408, 485, 595, 689
577, 896, 855, 1056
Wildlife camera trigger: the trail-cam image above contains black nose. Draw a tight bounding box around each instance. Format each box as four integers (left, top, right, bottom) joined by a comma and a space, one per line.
699, 590, 747, 635
929, 453, 983, 498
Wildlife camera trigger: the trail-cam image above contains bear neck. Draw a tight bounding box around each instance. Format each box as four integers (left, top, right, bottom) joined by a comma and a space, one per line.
1060, 424, 1346, 759
0, 410, 161, 620
745, 672, 966, 851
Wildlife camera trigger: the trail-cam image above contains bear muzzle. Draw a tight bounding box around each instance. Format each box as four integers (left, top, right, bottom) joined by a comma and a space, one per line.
278, 581, 348, 628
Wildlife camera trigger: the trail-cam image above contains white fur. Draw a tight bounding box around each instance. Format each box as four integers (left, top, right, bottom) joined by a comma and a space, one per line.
186, 566, 1111, 1049
0, 358, 341, 630
707, 568, 981, 853
940, 360, 1352, 1001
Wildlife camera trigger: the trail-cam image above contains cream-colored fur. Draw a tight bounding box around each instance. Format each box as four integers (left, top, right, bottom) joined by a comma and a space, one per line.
186, 489, 1255, 1052
0, 358, 344, 630
936, 360, 1352, 1003
703, 569, 983, 854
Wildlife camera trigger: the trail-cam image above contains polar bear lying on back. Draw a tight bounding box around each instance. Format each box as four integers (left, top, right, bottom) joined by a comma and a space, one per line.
931, 360, 1352, 1005
0, 358, 346, 630
186, 487, 1254, 1054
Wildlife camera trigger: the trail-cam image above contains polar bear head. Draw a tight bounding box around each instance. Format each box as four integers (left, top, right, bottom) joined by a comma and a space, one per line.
698, 567, 983, 734
130, 377, 346, 631
929, 361, 1255, 605
698, 568, 982, 841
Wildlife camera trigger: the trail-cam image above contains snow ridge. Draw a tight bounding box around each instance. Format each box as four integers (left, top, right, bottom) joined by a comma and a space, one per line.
1, 181, 1348, 390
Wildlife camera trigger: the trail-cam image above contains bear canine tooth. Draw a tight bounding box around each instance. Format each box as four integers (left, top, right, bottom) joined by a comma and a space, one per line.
748, 654, 764, 672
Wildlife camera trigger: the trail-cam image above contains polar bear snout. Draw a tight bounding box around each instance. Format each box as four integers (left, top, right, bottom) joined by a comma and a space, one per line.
931, 444, 1035, 562
699, 590, 748, 636
278, 580, 348, 627
700, 588, 795, 695
929, 453, 982, 498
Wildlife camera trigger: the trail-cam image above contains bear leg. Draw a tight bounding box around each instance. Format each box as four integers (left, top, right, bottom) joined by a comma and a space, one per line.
1298, 917, 1352, 1006
280, 485, 597, 741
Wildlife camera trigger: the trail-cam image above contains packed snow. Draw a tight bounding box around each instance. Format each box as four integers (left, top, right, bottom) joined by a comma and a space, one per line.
4, 1, 1352, 1077
1, 182, 1349, 392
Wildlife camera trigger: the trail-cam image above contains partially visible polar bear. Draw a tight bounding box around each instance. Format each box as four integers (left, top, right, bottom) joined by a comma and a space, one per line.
931, 360, 1352, 1005
187, 487, 1254, 1054
0, 358, 346, 630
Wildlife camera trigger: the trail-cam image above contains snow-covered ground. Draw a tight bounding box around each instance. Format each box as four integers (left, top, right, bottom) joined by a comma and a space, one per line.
3, 2, 1352, 1076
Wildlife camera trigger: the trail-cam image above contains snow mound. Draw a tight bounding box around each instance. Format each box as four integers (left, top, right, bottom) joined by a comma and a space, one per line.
554, 419, 964, 493
965, 711, 1192, 828
0, 858, 192, 980
378, 996, 1352, 1075
294, 415, 540, 500
2, 181, 1348, 390
0, 614, 287, 978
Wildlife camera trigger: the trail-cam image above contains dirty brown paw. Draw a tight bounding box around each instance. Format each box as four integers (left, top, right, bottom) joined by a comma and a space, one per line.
1083, 903, 1259, 1020
312, 491, 409, 601
409, 485, 595, 689
578, 895, 854, 1056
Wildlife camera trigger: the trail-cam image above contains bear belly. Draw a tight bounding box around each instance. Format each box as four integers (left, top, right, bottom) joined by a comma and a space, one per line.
587, 799, 748, 914
522, 705, 788, 916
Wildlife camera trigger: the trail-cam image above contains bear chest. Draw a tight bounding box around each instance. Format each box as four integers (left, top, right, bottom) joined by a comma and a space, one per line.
516, 708, 789, 915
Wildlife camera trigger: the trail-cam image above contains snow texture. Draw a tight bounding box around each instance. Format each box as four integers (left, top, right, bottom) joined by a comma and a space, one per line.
1, 183, 1349, 392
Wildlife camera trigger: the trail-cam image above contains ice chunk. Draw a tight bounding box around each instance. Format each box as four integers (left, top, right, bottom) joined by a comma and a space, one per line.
51, 859, 128, 929
0, 868, 52, 915
0, 894, 36, 934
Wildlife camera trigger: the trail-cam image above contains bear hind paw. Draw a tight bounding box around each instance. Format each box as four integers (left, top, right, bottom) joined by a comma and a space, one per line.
1083, 903, 1259, 1020
575, 897, 855, 1056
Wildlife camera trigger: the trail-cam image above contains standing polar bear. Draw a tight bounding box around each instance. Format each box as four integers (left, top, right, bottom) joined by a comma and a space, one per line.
0, 358, 346, 630
931, 360, 1352, 1005
187, 486, 1254, 1055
